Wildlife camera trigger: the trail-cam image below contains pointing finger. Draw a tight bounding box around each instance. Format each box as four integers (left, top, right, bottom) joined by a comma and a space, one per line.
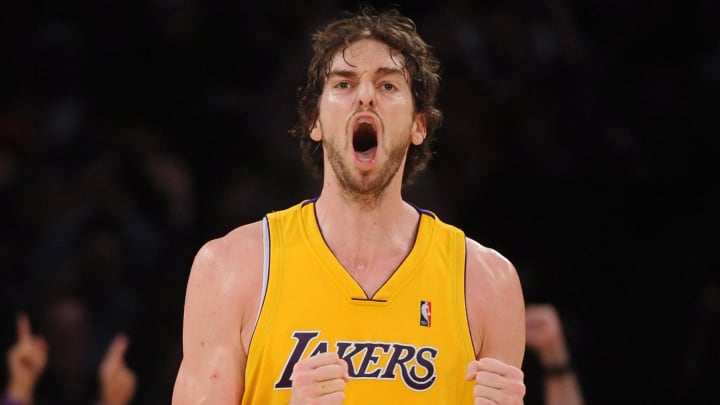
16, 312, 31, 341
105, 334, 130, 363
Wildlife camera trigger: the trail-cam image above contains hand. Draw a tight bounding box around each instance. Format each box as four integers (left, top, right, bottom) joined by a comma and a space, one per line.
465, 358, 525, 404
6, 313, 48, 403
525, 304, 569, 366
289, 351, 349, 405
99, 334, 137, 405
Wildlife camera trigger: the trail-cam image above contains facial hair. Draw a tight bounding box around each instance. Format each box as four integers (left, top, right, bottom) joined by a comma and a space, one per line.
324, 131, 409, 207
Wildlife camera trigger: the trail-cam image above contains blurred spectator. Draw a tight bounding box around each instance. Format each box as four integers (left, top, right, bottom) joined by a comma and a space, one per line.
3, 313, 135, 405
525, 304, 585, 405
97, 335, 136, 405
3, 314, 47, 405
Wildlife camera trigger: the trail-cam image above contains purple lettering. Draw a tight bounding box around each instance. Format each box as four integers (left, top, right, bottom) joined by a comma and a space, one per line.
355, 343, 391, 378
406, 347, 437, 390
336, 341, 360, 376
381, 343, 416, 379
274, 331, 320, 389
275, 332, 439, 392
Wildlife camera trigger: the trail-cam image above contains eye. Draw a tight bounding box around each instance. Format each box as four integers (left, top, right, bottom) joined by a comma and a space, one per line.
381, 83, 397, 91
335, 81, 351, 89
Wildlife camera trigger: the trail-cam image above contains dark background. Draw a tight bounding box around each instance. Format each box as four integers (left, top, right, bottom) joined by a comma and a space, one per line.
1, 0, 718, 404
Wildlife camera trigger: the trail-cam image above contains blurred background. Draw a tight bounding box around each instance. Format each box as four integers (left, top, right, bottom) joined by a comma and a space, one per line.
1, 0, 718, 403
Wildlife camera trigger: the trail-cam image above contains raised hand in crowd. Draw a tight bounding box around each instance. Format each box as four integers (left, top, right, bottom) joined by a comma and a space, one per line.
4, 313, 48, 405
525, 303, 584, 405
98, 334, 136, 405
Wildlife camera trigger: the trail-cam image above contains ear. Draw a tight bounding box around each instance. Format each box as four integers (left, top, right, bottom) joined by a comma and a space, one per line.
410, 113, 427, 145
310, 120, 322, 141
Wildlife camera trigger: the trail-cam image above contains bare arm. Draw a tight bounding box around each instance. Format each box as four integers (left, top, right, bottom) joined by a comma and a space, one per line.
525, 303, 584, 405
172, 222, 264, 405
465, 238, 526, 403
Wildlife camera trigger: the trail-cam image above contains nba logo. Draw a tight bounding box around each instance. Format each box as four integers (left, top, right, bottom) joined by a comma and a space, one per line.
420, 301, 431, 327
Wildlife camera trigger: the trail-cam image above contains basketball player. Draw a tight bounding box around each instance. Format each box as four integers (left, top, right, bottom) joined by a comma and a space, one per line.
172, 7, 526, 404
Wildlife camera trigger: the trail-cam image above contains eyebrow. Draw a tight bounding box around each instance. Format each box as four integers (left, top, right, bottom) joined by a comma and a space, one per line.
328, 66, 407, 79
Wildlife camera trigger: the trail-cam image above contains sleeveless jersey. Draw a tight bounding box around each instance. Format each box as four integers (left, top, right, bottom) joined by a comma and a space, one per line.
241, 200, 476, 404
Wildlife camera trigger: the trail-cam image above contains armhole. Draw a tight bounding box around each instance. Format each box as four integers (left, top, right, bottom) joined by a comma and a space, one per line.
246, 217, 272, 359
253, 217, 271, 327
462, 235, 478, 357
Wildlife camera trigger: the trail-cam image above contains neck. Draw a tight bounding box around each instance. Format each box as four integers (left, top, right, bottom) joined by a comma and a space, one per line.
313, 193, 420, 297
314, 186, 419, 247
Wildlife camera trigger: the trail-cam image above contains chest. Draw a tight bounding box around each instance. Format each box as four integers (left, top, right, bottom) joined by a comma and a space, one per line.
246, 238, 476, 404
336, 252, 408, 298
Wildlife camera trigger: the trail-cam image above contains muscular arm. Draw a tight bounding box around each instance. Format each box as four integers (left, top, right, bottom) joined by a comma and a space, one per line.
465, 238, 526, 366
464, 238, 526, 404
172, 222, 264, 404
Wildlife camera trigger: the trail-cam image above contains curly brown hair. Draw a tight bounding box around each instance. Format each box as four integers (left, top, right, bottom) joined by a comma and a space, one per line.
289, 6, 443, 186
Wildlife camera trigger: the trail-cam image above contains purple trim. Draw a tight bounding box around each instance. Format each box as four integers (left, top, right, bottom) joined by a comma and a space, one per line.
309, 200, 424, 300
301, 197, 319, 207
408, 202, 437, 219
463, 239, 477, 356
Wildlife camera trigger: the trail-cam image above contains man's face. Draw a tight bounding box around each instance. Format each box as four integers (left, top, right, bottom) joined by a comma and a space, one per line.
311, 39, 426, 200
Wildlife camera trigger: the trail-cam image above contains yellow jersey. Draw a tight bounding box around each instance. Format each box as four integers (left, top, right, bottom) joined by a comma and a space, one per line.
241, 199, 476, 404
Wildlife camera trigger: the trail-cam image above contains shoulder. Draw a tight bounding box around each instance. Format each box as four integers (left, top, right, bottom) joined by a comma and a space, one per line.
187, 220, 265, 312
465, 237, 523, 312
465, 237, 519, 291
193, 221, 265, 271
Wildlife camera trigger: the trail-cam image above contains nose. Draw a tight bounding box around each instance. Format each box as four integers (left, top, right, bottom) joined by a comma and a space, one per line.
356, 78, 375, 108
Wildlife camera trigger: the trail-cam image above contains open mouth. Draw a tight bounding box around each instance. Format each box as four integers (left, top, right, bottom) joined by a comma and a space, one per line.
353, 119, 378, 162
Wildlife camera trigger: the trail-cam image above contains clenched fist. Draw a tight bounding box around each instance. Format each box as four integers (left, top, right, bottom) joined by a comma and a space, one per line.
466, 357, 525, 404
290, 352, 349, 405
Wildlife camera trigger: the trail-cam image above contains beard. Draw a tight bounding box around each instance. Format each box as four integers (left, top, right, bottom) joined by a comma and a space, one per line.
324, 137, 408, 207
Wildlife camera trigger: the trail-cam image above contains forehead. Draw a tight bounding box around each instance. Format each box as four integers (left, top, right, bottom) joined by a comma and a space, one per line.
329, 38, 406, 71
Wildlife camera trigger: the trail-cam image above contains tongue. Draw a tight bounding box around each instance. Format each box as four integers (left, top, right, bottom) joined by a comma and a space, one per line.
356, 148, 376, 162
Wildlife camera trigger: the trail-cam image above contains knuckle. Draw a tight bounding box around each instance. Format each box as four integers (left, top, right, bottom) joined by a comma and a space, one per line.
298, 384, 315, 397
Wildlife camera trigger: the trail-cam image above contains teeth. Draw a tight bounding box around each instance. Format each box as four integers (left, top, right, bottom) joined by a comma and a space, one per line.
358, 118, 372, 124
